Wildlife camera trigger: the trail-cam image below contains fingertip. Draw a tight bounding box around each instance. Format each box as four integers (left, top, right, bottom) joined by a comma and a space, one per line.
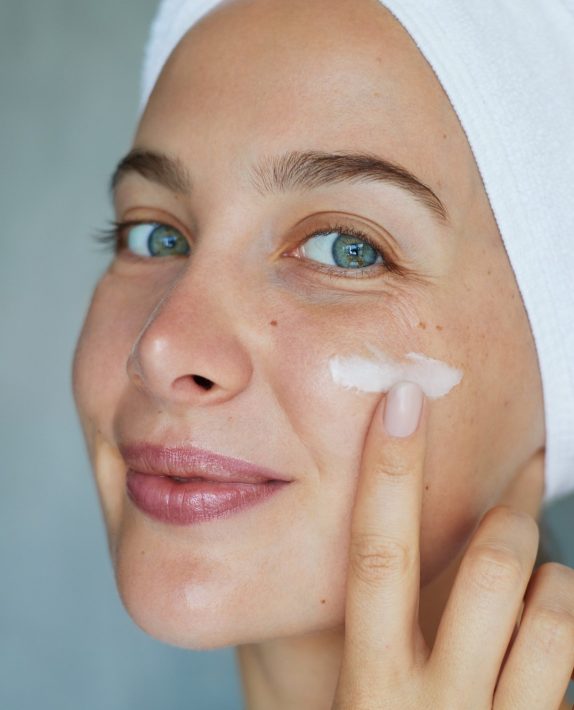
383, 381, 425, 439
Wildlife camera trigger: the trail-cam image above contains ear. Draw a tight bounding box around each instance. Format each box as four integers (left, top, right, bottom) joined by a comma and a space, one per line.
498, 447, 546, 519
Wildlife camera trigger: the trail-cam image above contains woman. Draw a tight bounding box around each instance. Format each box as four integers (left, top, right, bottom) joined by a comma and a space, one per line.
73, 0, 574, 706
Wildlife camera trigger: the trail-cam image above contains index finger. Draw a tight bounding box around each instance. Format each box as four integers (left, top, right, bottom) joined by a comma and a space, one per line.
343, 380, 428, 671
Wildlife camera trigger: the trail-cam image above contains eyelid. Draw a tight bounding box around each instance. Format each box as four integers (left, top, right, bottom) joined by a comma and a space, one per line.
120, 206, 194, 238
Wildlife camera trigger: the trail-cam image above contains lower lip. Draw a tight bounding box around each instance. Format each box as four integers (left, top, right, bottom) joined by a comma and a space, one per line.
126, 471, 290, 525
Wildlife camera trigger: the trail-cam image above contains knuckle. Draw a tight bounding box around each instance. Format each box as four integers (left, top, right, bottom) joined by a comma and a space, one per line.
527, 603, 574, 654
350, 533, 412, 585
534, 561, 574, 588
372, 459, 410, 481
465, 542, 525, 593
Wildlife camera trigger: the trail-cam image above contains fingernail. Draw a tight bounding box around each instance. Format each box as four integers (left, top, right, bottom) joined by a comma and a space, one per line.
383, 381, 424, 438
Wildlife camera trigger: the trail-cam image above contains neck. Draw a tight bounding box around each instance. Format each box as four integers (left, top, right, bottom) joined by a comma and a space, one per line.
236, 450, 545, 710
236, 628, 344, 710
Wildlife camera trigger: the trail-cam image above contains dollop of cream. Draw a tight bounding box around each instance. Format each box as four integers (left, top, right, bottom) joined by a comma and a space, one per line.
329, 345, 463, 399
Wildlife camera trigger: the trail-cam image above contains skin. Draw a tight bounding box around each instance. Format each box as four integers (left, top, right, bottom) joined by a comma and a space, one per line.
72, 0, 574, 706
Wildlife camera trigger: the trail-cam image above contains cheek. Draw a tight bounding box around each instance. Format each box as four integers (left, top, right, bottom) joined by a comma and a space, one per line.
263, 293, 494, 590
72, 272, 151, 431
265, 292, 429, 471
414, 242, 545, 583
72, 274, 151, 545
262, 299, 437, 574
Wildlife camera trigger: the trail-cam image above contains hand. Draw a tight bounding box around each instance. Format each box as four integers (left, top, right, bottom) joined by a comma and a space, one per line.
332, 381, 574, 709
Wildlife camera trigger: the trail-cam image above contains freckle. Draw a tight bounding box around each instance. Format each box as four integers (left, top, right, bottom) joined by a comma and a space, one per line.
425, 485, 429, 490
487, 269, 492, 276
442, 132, 447, 139
435, 324, 443, 331
417, 321, 427, 329
503, 399, 510, 407
270, 320, 278, 326
320, 599, 326, 604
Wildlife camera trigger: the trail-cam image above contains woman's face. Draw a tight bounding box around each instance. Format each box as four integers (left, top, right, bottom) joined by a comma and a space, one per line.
73, 0, 545, 648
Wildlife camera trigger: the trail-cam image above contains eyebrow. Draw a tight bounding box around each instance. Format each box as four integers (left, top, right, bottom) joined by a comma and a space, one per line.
110, 149, 191, 195
111, 148, 448, 223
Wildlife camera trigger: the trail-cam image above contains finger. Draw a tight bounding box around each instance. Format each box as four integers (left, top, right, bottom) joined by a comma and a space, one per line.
493, 562, 574, 710
497, 448, 545, 517
428, 505, 539, 704
343, 381, 428, 677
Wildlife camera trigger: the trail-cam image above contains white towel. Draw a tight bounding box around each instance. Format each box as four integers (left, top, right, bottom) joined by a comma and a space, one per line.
140, 0, 574, 507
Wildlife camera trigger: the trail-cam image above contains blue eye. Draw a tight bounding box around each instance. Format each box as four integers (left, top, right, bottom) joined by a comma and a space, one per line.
300, 229, 384, 269
126, 223, 190, 257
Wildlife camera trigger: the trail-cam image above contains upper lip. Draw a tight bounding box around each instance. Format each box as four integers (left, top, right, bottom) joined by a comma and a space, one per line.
119, 443, 294, 484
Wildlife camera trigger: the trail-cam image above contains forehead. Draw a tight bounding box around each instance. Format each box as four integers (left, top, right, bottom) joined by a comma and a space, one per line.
137, 0, 476, 215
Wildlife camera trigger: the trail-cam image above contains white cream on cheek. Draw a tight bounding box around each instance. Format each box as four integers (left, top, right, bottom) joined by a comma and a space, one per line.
329, 344, 463, 399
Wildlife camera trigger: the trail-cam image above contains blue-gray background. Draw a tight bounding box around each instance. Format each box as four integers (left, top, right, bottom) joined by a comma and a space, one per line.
0, 2, 572, 709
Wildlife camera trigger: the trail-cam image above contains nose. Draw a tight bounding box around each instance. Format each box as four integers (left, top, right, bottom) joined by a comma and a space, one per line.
127, 272, 253, 408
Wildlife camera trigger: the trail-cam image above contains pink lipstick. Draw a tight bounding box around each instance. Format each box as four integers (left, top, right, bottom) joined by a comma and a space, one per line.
121, 444, 293, 525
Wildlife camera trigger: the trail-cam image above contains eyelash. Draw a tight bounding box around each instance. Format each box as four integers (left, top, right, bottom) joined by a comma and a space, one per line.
93, 219, 401, 280
95, 220, 141, 250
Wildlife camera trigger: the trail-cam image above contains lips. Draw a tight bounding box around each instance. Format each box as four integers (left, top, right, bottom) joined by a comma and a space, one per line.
119, 443, 294, 484
119, 443, 293, 525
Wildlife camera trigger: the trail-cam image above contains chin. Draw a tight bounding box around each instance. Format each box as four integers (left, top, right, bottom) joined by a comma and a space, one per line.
114, 567, 246, 650
113, 547, 346, 650
115, 581, 315, 651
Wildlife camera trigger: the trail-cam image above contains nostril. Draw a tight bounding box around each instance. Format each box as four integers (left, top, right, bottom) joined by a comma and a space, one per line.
192, 374, 215, 391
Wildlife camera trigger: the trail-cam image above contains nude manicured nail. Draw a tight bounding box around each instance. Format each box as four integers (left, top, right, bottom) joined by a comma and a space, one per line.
383, 381, 424, 438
